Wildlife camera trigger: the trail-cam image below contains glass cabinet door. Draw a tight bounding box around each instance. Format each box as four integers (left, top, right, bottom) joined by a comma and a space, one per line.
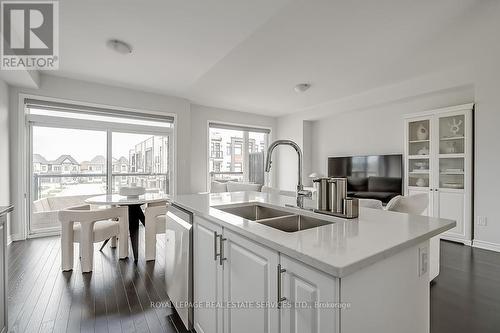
408, 119, 430, 188
438, 114, 466, 190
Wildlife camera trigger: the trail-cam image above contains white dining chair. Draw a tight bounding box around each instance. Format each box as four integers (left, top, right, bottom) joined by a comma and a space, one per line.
59, 205, 129, 273
144, 201, 167, 261
386, 194, 439, 280
358, 198, 384, 210
385, 194, 428, 215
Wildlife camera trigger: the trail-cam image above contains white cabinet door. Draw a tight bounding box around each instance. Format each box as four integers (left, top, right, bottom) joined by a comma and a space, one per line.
193, 216, 223, 333
280, 255, 338, 333
435, 190, 466, 239
222, 229, 279, 333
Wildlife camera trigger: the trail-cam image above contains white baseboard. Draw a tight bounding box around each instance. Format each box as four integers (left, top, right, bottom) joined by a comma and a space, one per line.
7, 233, 25, 245
472, 240, 500, 253
440, 235, 472, 246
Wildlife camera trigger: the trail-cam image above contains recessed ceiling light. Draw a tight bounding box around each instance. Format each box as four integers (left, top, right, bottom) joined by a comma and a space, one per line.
294, 83, 311, 93
106, 39, 132, 54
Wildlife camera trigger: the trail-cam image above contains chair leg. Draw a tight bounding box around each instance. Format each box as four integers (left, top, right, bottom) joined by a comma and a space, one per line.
145, 224, 156, 261
80, 224, 94, 273
111, 236, 117, 248
61, 225, 74, 271
99, 238, 110, 251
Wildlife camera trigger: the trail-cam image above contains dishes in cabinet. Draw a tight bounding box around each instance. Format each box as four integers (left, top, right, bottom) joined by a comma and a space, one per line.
417, 147, 429, 155
442, 183, 463, 189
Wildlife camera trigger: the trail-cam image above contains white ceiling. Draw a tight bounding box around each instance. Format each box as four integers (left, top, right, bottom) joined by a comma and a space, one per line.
47, 0, 497, 116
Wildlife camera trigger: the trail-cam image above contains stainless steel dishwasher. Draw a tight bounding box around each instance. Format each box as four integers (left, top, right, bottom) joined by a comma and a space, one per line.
165, 203, 193, 330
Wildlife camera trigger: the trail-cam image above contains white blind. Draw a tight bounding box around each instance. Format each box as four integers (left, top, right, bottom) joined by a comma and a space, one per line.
25, 98, 175, 123
209, 122, 270, 134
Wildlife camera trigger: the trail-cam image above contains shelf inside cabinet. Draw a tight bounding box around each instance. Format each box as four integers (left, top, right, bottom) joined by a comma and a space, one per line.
440, 136, 464, 141
409, 139, 430, 143
438, 153, 464, 158
440, 171, 464, 175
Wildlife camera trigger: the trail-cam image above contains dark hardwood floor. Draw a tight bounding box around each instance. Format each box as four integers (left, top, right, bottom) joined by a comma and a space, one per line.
7, 232, 500, 333
431, 240, 500, 333
7, 227, 188, 333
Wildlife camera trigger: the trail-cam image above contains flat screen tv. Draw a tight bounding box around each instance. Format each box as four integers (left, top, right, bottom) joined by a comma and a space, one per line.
328, 154, 402, 180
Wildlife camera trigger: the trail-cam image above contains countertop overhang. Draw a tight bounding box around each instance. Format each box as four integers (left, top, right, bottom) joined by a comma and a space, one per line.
168, 192, 455, 278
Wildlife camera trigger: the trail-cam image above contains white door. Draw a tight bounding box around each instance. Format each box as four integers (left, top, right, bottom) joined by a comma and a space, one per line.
222, 229, 279, 333
435, 190, 466, 238
405, 116, 433, 215
435, 110, 471, 243
193, 216, 223, 333
280, 255, 338, 333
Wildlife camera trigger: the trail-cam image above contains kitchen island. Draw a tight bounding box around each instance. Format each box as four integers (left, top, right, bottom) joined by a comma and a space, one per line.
167, 191, 455, 333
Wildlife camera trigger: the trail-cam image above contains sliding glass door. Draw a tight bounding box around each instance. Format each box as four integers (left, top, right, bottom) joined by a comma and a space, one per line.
31, 126, 108, 233
26, 100, 174, 235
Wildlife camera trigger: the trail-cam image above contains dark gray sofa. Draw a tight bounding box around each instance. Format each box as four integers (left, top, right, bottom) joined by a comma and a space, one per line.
346, 176, 402, 204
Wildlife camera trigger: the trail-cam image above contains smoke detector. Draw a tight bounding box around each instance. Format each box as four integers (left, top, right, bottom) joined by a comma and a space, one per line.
294, 83, 311, 93
106, 39, 133, 54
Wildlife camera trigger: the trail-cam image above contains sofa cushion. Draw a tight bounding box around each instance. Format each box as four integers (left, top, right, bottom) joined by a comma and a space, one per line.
368, 177, 402, 193
226, 181, 262, 192
210, 181, 228, 193
347, 177, 368, 192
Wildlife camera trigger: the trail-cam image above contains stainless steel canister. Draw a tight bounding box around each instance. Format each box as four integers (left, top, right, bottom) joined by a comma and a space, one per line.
343, 197, 359, 218
313, 178, 329, 211
329, 178, 347, 214
327, 178, 338, 213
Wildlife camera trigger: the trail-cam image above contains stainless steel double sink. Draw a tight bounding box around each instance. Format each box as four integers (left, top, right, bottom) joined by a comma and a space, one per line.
216, 204, 334, 233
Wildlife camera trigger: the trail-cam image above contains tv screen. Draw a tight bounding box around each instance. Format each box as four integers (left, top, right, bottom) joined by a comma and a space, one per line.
328, 154, 402, 179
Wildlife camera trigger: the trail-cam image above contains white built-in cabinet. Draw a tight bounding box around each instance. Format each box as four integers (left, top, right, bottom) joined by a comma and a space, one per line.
404, 103, 473, 245
193, 216, 338, 333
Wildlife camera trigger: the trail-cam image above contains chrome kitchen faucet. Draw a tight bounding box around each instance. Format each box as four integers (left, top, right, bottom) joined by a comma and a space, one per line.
265, 140, 312, 208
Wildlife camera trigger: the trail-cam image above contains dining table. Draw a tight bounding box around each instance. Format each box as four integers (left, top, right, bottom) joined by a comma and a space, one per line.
85, 193, 169, 262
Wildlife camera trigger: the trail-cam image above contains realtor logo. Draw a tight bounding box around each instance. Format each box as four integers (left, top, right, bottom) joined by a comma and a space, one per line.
1, 1, 59, 70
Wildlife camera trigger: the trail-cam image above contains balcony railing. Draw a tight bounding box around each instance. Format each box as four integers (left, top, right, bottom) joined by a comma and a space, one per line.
33, 172, 170, 200
209, 171, 244, 182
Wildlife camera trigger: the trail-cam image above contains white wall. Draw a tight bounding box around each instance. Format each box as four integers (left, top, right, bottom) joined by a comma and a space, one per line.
9, 74, 192, 238
0, 79, 10, 236
311, 86, 474, 176
190, 104, 276, 193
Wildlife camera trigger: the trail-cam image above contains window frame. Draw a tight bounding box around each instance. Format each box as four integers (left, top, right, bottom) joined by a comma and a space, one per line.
21, 93, 177, 238
206, 120, 272, 191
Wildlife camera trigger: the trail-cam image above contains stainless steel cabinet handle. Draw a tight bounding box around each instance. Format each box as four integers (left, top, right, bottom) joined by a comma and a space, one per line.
214, 231, 220, 261
277, 264, 287, 308
219, 235, 227, 265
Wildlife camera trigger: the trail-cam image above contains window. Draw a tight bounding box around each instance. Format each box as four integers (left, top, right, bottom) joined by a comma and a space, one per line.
208, 122, 270, 189
27, 99, 174, 235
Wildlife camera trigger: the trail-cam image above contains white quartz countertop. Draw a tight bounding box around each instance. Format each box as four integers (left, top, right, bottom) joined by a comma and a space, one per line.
168, 192, 455, 278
